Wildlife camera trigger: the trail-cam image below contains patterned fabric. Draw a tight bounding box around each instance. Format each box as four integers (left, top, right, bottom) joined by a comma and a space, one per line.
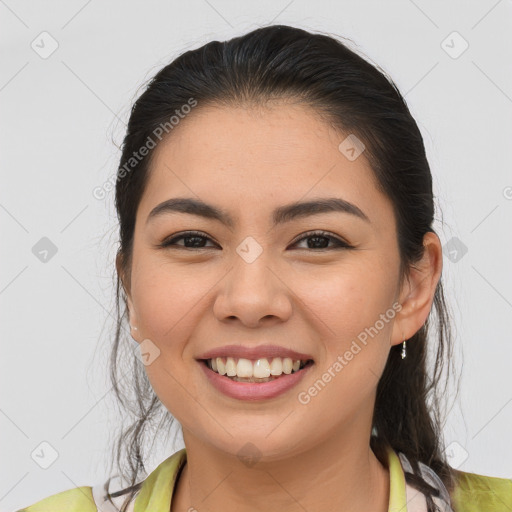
14, 446, 512, 511
399, 451, 454, 512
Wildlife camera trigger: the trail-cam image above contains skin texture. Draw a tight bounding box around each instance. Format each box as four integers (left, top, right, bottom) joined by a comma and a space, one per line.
118, 101, 443, 512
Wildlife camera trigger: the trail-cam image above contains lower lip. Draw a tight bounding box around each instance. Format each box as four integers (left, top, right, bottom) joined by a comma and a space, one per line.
198, 360, 314, 401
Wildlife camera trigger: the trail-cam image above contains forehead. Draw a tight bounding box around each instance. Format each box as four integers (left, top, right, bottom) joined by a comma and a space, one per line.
137, 103, 393, 229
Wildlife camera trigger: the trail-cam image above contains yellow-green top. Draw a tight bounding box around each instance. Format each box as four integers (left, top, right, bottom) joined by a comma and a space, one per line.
15, 446, 512, 511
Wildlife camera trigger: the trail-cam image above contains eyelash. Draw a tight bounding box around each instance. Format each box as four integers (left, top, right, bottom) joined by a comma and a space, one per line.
159, 230, 353, 251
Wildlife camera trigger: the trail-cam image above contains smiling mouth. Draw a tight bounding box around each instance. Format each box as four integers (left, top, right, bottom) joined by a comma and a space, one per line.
200, 357, 314, 383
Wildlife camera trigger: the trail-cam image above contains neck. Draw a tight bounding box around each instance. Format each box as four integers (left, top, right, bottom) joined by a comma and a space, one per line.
171, 432, 389, 512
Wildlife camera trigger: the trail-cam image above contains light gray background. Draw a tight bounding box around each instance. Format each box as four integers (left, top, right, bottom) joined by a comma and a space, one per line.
1, 1, 511, 510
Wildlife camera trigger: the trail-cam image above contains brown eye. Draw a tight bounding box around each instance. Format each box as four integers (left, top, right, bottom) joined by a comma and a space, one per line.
291, 231, 352, 250
160, 231, 218, 249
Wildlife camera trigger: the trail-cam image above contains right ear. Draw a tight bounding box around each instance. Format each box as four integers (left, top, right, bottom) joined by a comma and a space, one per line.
116, 252, 139, 341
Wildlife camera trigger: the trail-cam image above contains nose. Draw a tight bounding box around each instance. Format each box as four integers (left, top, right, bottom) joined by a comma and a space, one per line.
212, 251, 293, 328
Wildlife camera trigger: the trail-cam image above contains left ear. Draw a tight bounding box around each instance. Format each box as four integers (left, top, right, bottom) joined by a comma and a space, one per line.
391, 231, 443, 347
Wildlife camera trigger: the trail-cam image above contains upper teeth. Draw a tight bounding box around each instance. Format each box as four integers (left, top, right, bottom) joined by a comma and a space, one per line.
208, 357, 308, 378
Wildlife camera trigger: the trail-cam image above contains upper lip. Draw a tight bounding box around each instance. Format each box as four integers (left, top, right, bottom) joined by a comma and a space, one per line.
196, 344, 314, 362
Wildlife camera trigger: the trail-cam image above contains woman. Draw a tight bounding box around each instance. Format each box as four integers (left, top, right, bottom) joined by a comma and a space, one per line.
16, 24, 511, 512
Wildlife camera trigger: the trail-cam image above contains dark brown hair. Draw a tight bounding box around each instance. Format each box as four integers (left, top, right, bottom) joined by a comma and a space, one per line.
106, 24, 459, 511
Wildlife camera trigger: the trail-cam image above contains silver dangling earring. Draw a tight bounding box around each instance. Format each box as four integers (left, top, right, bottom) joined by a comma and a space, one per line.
401, 339, 407, 359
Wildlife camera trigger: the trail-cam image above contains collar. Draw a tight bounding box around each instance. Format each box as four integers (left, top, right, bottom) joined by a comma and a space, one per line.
133, 445, 410, 512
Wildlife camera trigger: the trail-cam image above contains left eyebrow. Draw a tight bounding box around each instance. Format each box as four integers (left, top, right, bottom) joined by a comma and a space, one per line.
273, 197, 370, 225
146, 196, 371, 228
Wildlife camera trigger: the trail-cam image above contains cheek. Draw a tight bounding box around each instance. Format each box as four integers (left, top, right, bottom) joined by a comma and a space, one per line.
292, 264, 395, 344
291, 269, 394, 426
130, 261, 210, 354
130, 262, 207, 417
292, 262, 396, 403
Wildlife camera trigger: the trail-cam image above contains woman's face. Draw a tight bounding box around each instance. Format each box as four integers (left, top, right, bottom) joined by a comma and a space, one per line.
122, 101, 427, 460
